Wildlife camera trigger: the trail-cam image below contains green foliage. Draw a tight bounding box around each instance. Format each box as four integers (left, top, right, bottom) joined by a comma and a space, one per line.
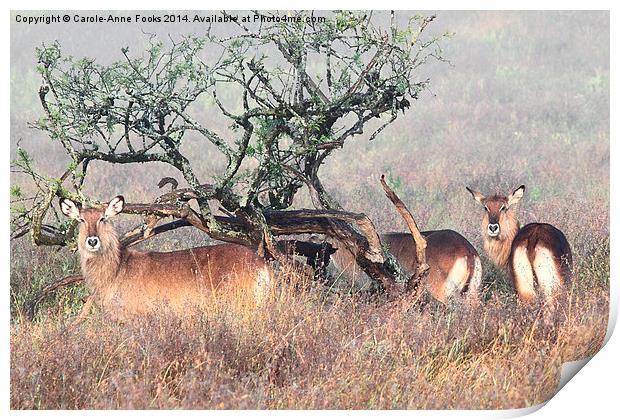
529, 185, 542, 202
585, 70, 608, 93
10, 185, 22, 198
15, 11, 448, 251
385, 171, 403, 192
16, 147, 31, 166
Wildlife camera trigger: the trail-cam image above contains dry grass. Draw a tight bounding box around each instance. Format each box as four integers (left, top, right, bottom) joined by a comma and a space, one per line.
10, 257, 608, 410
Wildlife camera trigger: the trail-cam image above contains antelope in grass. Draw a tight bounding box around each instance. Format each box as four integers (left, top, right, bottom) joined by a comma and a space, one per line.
466, 185, 572, 304
329, 176, 482, 305
60, 196, 273, 317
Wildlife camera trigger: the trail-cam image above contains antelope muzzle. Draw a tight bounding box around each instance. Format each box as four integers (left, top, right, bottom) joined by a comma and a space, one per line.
85, 236, 101, 252
487, 223, 500, 237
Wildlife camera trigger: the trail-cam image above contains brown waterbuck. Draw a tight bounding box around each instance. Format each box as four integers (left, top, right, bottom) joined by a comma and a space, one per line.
60, 196, 273, 317
466, 185, 572, 304
328, 176, 482, 305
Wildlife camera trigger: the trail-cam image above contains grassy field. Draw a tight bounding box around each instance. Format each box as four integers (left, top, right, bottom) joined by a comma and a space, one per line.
10, 11, 609, 409
9, 270, 608, 409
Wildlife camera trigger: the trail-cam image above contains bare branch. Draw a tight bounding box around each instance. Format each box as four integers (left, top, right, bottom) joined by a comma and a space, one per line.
380, 174, 428, 279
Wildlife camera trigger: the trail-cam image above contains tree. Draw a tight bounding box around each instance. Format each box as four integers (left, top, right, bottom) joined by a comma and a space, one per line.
11, 10, 449, 296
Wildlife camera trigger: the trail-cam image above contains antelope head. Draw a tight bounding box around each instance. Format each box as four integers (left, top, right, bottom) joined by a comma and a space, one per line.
466, 185, 524, 240
60, 196, 125, 256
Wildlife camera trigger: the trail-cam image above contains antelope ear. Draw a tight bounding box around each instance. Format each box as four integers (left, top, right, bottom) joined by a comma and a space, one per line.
104, 196, 125, 218
466, 187, 486, 206
507, 185, 525, 207
59, 198, 80, 220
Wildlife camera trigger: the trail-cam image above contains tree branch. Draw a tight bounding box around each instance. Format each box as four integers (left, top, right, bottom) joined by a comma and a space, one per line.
380, 174, 428, 281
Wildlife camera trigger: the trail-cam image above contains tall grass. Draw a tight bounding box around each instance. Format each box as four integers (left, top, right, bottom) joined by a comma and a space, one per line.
10, 258, 608, 409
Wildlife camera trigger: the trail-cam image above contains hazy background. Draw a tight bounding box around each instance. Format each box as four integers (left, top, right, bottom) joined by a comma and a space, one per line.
10, 11, 609, 246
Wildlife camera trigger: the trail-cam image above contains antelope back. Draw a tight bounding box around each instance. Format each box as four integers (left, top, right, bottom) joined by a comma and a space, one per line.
327, 231, 482, 304
110, 244, 273, 314
382, 231, 481, 304
59, 196, 272, 315
509, 223, 573, 303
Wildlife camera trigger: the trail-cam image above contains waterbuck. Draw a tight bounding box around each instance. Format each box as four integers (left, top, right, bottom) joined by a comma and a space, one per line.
466, 185, 572, 304
60, 196, 273, 317
327, 176, 482, 305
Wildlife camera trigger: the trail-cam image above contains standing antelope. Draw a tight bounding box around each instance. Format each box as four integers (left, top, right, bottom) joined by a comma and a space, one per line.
328, 176, 482, 305
59, 196, 272, 317
466, 185, 572, 304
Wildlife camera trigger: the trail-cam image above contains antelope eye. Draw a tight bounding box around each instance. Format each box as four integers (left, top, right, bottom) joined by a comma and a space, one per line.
78, 218, 85, 223
98, 217, 106, 223
500, 205, 506, 212
484, 205, 490, 212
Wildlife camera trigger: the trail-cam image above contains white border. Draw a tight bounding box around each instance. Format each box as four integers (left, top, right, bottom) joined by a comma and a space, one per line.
3, 2, 616, 419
